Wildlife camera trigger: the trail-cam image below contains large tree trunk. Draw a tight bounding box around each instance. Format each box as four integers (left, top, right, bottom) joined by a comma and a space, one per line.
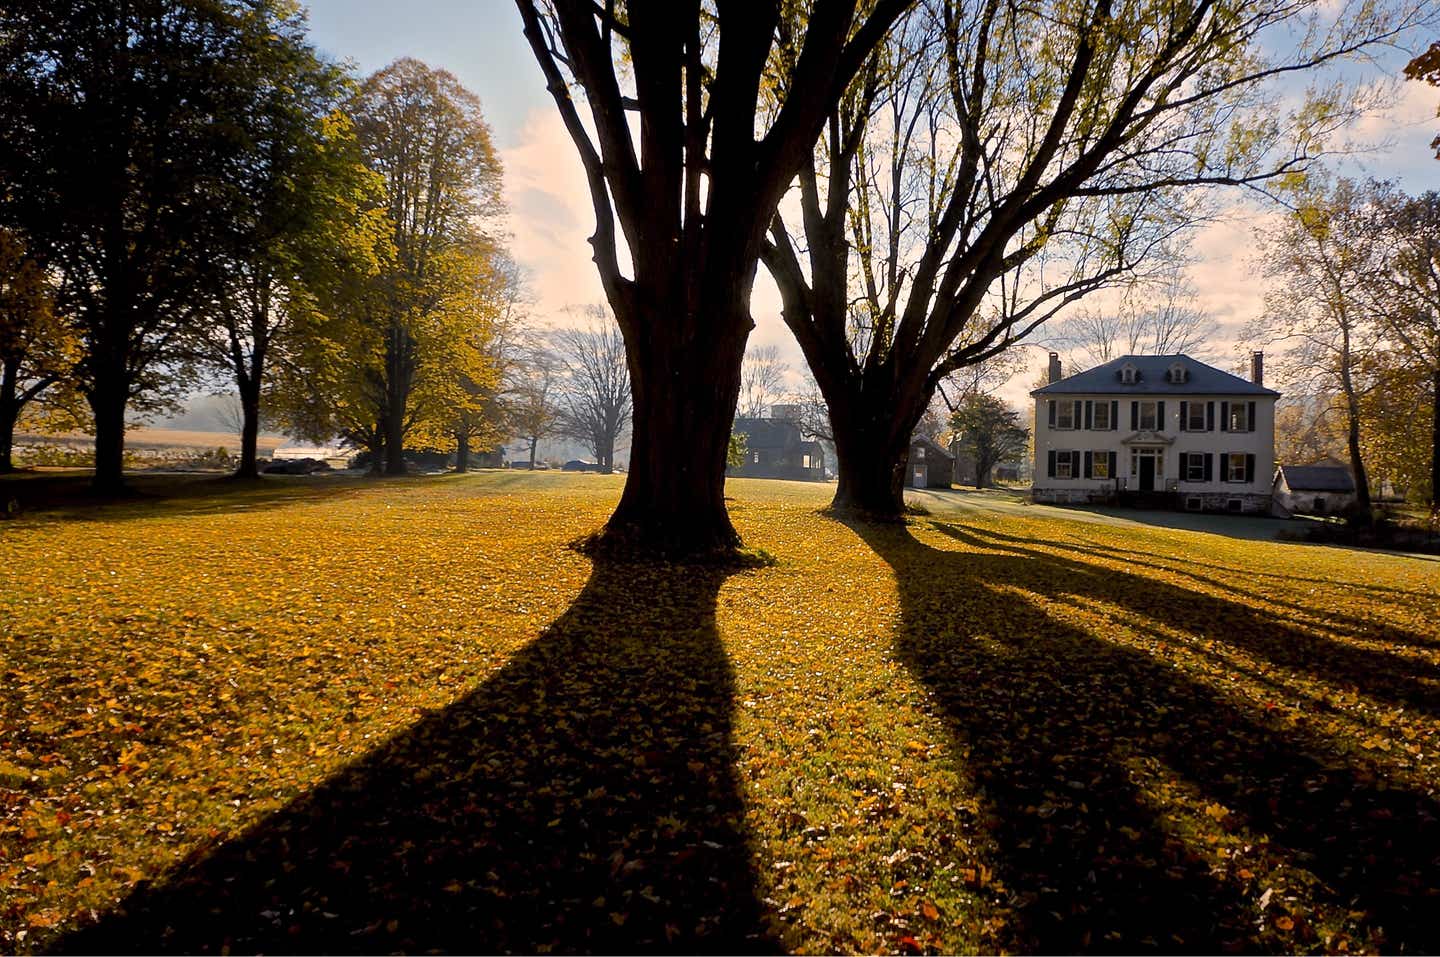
89, 371, 129, 495
455, 432, 470, 473
0, 358, 18, 473
826, 381, 927, 520
527, 437, 538, 470
604, 310, 749, 554
234, 377, 262, 480
383, 401, 407, 475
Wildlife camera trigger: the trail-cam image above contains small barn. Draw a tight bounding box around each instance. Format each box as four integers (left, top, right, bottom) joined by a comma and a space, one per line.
907, 435, 955, 489
1273, 461, 1357, 516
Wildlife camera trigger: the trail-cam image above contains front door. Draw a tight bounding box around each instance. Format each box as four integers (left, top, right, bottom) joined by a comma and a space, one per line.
1139, 455, 1156, 492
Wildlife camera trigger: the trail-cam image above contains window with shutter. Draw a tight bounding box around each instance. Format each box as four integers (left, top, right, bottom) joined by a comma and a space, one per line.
1091, 451, 1109, 479
1227, 452, 1246, 482
1187, 402, 1206, 431
1138, 401, 1158, 430
1092, 402, 1110, 430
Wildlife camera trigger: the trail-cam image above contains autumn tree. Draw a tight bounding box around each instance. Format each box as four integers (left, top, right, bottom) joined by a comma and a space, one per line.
0, 0, 328, 493
515, 0, 911, 554
1369, 190, 1440, 506
190, 51, 384, 479
1273, 393, 1347, 467
0, 230, 78, 472
452, 254, 526, 472
950, 394, 1029, 489
554, 305, 631, 473
762, 0, 1426, 518
1258, 177, 1387, 519
1406, 40, 1440, 159
352, 59, 504, 475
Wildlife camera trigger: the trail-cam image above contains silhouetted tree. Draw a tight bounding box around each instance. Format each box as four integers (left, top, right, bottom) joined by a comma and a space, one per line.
515, 0, 911, 553
951, 394, 1029, 489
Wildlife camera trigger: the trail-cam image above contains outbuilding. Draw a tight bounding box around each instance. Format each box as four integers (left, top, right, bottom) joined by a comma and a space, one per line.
1273, 461, 1358, 516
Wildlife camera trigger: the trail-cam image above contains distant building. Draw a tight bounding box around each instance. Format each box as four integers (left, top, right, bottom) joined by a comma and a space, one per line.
1031, 351, 1279, 513
729, 407, 826, 482
1273, 460, 1358, 516
907, 435, 955, 489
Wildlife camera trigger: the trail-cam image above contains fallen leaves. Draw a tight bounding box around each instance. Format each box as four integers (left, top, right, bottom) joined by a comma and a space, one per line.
1, 473, 1437, 954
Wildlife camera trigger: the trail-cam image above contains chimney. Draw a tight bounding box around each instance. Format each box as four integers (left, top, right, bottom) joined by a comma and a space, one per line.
1250, 351, 1264, 387
1048, 352, 1062, 384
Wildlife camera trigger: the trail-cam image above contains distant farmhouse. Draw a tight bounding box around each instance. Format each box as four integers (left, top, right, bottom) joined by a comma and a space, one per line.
729, 405, 826, 482
1032, 352, 1279, 514
907, 435, 954, 489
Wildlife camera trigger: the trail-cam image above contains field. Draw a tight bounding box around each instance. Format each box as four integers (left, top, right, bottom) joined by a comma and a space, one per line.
2, 471, 1438, 954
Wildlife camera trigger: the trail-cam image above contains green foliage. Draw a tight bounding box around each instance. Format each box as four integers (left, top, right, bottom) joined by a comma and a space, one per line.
950, 395, 1029, 488
727, 430, 749, 468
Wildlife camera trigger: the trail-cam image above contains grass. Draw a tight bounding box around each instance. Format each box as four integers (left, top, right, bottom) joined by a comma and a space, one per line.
1, 471, 1437, 953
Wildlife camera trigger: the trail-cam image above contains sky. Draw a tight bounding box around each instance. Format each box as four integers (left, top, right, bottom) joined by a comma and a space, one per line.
300, 1, 1440, 411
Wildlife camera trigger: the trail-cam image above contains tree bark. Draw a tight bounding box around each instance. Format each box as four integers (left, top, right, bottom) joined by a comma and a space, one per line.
234, 378, 262, 480
89, 371, 129, 495
527, 437, 538, 470
0, 358, 18, 473
1430, 367, 1439, 508
455, 433, 470, 473
383, 401, 407, 475
1339, 362, 1372, 519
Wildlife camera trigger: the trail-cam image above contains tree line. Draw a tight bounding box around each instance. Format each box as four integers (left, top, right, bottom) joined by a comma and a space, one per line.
0, 1, 634, 486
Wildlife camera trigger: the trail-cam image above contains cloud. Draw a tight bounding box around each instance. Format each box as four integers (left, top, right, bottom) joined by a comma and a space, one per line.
500, 108, 607, 322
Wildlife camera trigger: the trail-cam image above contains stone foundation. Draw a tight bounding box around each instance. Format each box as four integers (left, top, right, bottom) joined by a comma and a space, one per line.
1033, 487, 1272, 514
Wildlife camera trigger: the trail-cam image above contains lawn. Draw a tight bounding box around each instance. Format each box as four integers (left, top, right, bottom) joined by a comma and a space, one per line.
2, 471, 1438, 954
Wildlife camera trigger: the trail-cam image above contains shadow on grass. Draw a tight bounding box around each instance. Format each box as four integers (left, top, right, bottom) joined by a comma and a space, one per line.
0, 472, 403, 525
55, 556, 772, 955
853, 518, 1440, 953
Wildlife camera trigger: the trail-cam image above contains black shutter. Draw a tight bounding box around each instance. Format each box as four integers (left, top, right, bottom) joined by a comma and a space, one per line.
1083, 450, 1093, 478
1179, 401, 1189, 431
1073, 400, 1083, 428
1047, 449, 1056, 478
1047, 400, 1056, 428
1220, 401, 1229, 431
1203, 453, 1213, 482
1084, 401, 1093, 430
1110, 400, 1119, 430
1130, 401, 1139, 430
1206, 401, 1215, 431
1246, 453, 1256, 483
1108, 451, 1117, 478
1158, 400, 1166, 429
1247, 401, 1257, 432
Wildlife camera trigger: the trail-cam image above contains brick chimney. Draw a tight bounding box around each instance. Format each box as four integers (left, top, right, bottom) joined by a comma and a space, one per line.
1250, 351, 1264, 387
1048, 352, 1062, 384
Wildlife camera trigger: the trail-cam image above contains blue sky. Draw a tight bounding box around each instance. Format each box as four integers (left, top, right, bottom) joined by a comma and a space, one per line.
300, 2, 1440, 404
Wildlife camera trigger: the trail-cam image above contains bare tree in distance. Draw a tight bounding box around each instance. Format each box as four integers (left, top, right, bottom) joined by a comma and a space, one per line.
514, 0, 913, 554
1053, 269, 1218, 369
738, 344, 791, 419
507, 338, 563, 470
554, 304, 631, 473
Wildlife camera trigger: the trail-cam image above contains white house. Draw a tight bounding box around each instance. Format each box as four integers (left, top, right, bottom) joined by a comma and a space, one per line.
1031, 352, 1279, 513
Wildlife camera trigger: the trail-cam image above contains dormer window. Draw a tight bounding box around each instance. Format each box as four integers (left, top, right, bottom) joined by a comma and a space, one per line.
1120, 363, 1139, 385
1167, 362, 1188, 384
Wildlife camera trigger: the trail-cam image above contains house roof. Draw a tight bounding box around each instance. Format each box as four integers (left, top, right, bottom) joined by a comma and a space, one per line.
734, 417, 801, 450
1277, 464, 1356, 492
1032, 354, 1280, 397
911, 434, 955, 463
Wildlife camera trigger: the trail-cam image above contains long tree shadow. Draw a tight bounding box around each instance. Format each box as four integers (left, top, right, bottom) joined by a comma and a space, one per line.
56, 555, 773, 955
853, 519, 1440, 953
